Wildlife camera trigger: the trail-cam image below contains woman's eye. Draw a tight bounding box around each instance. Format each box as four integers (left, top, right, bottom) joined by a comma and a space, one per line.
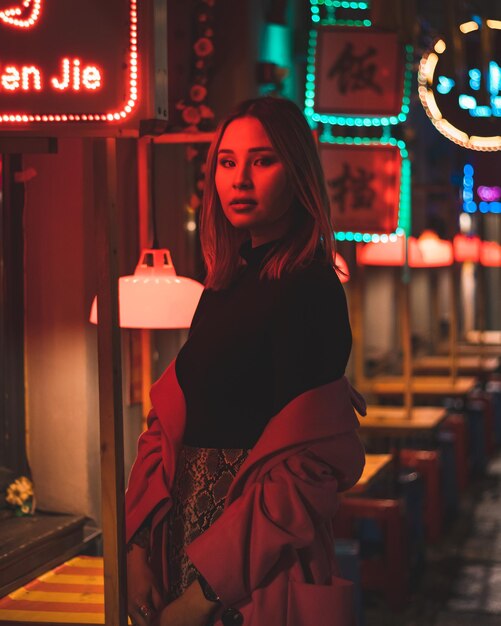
218, 158, 235, 168
255, 157, 275, 166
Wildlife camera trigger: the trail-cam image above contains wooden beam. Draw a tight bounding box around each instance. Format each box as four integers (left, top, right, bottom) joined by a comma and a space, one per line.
400, 239, 413, 419
351, 263, 366, 388
0, 137, 57, 154
138, 137, 153, 428
450, 265, 459, 381
152, 132, 215, 144
0, 154, 29, 476
94, 138, 128, 626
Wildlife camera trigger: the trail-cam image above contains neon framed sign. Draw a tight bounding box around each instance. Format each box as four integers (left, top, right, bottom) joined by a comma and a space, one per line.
418, 18, 501, 151
462, 163, 501, 213
305, 1, 413, 127
0, 0, 139, 125
319, 135, 411, 240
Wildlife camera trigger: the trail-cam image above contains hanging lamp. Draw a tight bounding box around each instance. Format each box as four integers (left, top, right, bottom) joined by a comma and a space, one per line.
357, 233, 453, 268
90, 142, 204, 329
89, 249, 204, 329
480, 240, 501, 267
356, 236, 405, 266
413, 230, 454, 267
453, 234, 481, 263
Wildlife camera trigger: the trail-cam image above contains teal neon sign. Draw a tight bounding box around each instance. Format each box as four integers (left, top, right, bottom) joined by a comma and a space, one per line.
305, 1, 413, 127
462, 163, 501, 213
320, 135, 411, 240
306, 0, 412, 238
452, 62, 501, 117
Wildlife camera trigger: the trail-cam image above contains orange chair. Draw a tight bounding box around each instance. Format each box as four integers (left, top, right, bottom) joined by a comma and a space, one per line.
400, 449, 442, 543
333, 497, 409, 610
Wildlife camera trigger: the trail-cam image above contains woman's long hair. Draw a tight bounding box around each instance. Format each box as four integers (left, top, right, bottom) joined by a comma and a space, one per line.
200, 97, 336, 290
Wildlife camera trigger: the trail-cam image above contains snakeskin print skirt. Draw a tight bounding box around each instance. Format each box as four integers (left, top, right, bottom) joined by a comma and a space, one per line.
166, 445, 250, 604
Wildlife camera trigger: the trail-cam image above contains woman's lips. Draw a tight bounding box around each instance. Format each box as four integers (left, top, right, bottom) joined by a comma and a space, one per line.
231, 202, 257, 211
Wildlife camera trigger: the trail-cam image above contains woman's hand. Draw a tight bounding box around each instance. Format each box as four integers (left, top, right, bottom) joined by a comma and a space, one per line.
158, 580, 217, 626
127, 544, 164, 625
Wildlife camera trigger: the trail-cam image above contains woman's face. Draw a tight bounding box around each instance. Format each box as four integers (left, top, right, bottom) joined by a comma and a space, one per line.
215, 116, 294, 245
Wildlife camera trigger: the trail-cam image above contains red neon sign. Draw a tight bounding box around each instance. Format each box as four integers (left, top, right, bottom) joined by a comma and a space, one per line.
0, 0, 138, 125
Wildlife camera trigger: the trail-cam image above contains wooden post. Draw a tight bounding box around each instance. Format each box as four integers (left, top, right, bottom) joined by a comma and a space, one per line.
429, 271, 439, 353
351, 262, 366, 390
138, 137, 153, 429
450, 264, 459, 382
94, 138, 128, 626
477, 214, 487, 358
401, 237, 413, 419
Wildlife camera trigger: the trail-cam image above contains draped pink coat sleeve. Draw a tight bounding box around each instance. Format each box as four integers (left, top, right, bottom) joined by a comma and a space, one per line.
125, 359, 366, 626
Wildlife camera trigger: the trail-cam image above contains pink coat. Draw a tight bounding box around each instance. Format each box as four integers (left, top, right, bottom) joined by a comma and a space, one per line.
126, 359, 366, 626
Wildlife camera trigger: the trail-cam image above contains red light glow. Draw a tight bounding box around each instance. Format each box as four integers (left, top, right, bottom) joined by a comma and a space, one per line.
453, 234, 481, 262
357, 233, 454, 268
50, 58, 102, 92
0, 0, 42, 29
480, 241, 501, 266
0, 0, 139, 125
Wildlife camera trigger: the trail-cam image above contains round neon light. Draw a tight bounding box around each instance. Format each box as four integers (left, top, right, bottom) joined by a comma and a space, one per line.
418, 18, 501, 151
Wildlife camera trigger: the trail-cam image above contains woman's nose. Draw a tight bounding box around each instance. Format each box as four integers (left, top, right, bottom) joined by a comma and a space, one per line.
232, 165, 252, 189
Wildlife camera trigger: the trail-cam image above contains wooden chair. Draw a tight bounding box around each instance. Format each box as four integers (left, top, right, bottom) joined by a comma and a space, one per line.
333, 497, 409, 610
441, 413, 469, 492
400, 449, 442, 543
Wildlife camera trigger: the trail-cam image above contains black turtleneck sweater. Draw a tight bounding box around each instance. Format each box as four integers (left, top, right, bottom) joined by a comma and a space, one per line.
175, 239, 352, 448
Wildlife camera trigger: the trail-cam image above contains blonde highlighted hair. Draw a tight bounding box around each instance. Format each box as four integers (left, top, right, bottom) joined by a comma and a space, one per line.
200, 97, 336, 290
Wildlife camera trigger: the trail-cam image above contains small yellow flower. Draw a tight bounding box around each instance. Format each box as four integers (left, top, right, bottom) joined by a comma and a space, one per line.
6, 476, 34, 506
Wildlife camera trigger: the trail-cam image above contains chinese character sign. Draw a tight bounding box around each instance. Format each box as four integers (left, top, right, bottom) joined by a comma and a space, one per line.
0, 0, 138, 125
320, 143, 401, 233
314, 27, 404, 116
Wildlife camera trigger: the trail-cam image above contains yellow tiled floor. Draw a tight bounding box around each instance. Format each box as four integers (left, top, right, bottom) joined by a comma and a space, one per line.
0, 556, 125, 624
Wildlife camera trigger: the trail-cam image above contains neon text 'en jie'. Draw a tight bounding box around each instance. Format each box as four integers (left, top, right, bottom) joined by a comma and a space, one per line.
0, 57, 102, 92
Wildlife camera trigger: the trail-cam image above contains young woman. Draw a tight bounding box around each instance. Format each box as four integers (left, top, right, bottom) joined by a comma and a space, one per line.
126, 96, 366, 626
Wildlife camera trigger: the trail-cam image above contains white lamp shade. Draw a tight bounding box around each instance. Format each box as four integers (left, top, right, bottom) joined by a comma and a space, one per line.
90, 249, 204, 329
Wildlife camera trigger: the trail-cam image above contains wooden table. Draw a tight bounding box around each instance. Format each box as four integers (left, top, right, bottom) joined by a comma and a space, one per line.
359, 405, 448, 437
465, 330, 501, 345
360, 376, 476, 399
438, 342, 501, 357
413, 355, 499, 375
348, 453, 393, 494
